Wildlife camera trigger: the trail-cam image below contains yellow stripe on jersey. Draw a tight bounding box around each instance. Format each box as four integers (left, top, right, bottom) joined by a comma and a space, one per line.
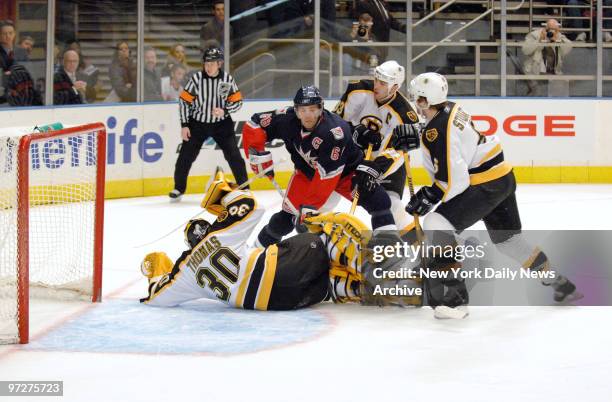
255, 245, 279, 310
434, 180, 447, 194
381, 103, 404, 150
476, 143, 502, 167
236, 248, 264, 308
442, 104, 458, 202
469, 161, 513, 185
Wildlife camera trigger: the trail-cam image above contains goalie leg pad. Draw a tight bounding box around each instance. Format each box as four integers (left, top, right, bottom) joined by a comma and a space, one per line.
305, 212, 370, 275
329, 263, 362, 303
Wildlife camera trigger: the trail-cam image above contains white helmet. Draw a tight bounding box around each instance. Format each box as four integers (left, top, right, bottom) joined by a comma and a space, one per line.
374, 60, 405, 88
410, 72, 448, 107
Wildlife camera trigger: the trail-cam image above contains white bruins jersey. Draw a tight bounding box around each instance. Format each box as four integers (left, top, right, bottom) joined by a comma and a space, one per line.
333, 79, 419, 157
421, 102, 513, 202
143, 191, 282, 310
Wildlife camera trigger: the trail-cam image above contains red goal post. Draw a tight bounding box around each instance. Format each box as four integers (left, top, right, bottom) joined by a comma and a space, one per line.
0, 122, 106, 344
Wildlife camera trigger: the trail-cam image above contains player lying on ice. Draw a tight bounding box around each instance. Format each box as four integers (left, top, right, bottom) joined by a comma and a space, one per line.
140, 171, 422, 310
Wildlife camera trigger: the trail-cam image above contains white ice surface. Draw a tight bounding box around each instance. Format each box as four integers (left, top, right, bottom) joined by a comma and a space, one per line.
1, 184, 612, 402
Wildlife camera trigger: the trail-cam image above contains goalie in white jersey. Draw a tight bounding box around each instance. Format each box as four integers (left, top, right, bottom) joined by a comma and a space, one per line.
396, 72, 581, 318
333, 60, 421, 236
140, 171, 422, 310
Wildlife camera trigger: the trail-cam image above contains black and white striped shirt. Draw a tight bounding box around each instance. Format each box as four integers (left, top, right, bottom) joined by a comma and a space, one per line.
179, 70, 242, 126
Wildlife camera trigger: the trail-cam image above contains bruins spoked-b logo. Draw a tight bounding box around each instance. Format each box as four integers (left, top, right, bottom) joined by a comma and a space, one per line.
360, 115, 383, 132
407, 111, 418, 123
425, 128, 438, 142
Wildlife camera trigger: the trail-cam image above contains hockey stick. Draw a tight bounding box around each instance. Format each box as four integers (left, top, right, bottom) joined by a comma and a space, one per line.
267, 175, 285, 198
404, 152, 424, 242
349, 144, 373, 215
133, 160, 285, 249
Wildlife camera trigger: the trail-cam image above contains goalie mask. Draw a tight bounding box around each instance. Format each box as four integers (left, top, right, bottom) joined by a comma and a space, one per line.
184, 219, 212, 249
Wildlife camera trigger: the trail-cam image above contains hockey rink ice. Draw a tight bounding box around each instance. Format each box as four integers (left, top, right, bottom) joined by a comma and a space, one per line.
1, 184, 612, 402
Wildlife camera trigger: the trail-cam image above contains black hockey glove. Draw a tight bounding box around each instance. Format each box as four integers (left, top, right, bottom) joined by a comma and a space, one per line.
352, 160, 381, 198
391, 123, 421, 152
405, 186, 441, 216
353, 124, 382, 151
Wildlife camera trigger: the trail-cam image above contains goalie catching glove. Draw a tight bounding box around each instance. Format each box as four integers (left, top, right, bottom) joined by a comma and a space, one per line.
248, 147, 274, 178
303, 212, 370, 278
201, 168, 239, 215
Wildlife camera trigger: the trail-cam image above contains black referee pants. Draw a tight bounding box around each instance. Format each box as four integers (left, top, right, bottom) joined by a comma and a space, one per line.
173, 118, 248, 193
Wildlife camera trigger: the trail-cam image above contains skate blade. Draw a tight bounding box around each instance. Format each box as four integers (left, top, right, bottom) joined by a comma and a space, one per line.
169, 196, 183, 203
434, 305, 469, 319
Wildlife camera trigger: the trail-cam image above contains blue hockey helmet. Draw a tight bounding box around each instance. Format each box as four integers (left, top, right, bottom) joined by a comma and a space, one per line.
293, 85, 323, 108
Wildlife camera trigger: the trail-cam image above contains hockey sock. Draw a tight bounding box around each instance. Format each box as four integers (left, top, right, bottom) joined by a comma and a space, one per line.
359, 186, 396, 230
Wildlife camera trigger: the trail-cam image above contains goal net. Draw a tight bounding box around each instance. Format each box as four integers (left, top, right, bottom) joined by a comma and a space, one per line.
0, 123, 106, 344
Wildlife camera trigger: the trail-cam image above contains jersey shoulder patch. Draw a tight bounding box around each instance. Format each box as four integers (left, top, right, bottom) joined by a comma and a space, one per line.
329, 126, 344, 140
388, 93, 419, 124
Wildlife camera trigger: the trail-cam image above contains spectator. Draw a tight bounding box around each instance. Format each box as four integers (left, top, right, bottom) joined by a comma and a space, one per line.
522, 19, 572, 95
53, 49, 86, 105
161, 63, 186, 101
354, 0, 407, 61
161, 43, 189, 79
6, 64, 42, 106
1, 19, 16, 104
106, 41, 136, 103
144, 47, 162, 101
14, 35, 34, 61
200, 0, 228, 51
522, 19, 572, 75
343, 9, 380, 76
67, 40, 99, 103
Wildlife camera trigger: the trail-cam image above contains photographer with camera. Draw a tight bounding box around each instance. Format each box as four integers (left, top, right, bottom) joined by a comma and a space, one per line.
522, 19, 572, 95
344, 9, 380, 77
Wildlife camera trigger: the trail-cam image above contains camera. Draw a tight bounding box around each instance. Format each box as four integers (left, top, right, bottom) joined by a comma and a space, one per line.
357, 24, 369, 38
546, 30, 554, 39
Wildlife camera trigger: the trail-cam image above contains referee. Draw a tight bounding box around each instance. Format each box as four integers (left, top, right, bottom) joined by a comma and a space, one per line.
170, 47, 248, 201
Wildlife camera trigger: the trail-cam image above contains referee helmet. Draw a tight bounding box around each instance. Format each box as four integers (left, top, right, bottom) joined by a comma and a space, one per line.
203, 47, 223, 62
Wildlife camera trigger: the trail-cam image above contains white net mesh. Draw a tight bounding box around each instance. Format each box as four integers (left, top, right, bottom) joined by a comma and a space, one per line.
0, 126, 103, 344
